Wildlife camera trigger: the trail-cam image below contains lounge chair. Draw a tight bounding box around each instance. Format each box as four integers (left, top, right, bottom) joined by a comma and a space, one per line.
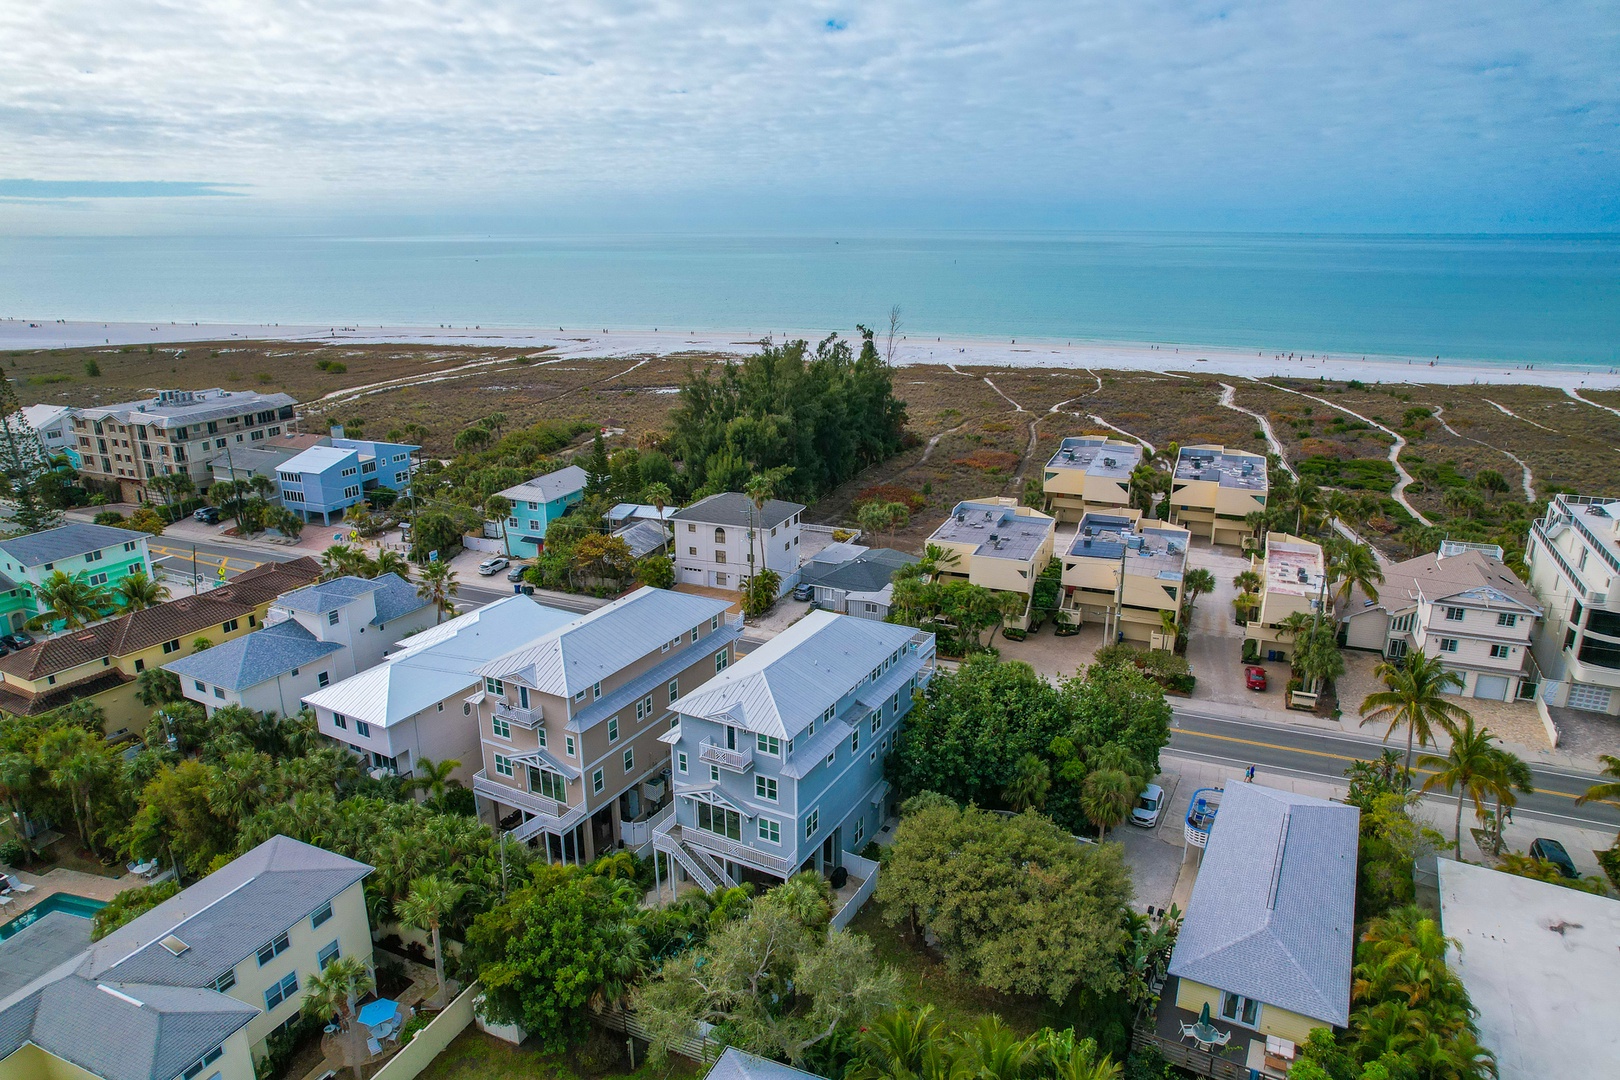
10, 882, 33, 894
0, 895, 13, 907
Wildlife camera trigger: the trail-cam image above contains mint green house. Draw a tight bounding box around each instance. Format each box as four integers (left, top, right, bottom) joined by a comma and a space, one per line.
0, 523, 154, 632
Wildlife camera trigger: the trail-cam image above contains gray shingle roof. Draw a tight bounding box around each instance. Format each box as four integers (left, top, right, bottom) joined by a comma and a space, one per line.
0, 522, 147, 568
162, 619, 344, 691
670, 492, 804, 529
369, 574, 428, 625
1167, 784, 1359, 1027
0, 912, 91, 1001
499, 465, 588, 504
707, 1047, 828, 1080
274, 573, 424, 626
798, 548, 917, 593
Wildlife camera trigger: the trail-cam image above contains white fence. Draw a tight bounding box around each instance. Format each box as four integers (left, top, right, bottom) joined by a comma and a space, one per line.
461, 534, 505, 554
367, 981, 480, 1080
830, 852, 880, 932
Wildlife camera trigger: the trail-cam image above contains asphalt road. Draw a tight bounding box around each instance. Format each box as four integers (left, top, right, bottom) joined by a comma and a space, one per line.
1171, 705, 1620, 832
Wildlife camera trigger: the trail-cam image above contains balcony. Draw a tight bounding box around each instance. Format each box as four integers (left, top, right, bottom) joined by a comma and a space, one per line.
665, 819, 796, 878
472, 769, 587, 831
494, 700, 542, 728
698, 740, 753, 772
1532, 519, 1608, 604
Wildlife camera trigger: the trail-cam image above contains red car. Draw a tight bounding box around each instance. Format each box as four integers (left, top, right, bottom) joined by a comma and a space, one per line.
1244, 665, 1267, 691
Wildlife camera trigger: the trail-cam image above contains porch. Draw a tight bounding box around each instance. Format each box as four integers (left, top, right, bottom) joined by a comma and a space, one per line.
1134, 976, 1294, 1079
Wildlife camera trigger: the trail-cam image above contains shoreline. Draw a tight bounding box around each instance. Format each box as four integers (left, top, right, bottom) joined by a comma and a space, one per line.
4, 318, 1618, 390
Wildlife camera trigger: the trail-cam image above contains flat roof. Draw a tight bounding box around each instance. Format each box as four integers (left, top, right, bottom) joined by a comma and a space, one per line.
1174, 445, 1268, 490
1046, 436, 1142, 478
1068, 513, 1188, 580
929, 500, 1053, 562
1439, 859, 1620, 1080
1264, 534, 1326, 597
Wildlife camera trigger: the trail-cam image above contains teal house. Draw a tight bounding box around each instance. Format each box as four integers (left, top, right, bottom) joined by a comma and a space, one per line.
496, 465, 588, 558
0, 523, 154, 632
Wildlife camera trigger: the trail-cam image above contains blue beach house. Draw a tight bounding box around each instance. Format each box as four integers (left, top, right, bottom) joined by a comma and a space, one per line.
654, 610, 935, 906
497, 465, 588, 558
276, 429, 417, 525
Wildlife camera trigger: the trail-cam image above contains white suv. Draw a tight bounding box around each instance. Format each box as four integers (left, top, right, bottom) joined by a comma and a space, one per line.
477, 556, 510, 576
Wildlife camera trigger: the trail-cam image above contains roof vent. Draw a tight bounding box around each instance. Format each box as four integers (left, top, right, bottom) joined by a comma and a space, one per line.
989, 534, 999, 544
159, 934, 190, 955
98, 984, 146, 1007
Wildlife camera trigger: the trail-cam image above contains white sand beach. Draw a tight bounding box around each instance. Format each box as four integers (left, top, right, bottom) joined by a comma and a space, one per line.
4, 318, 1618, 390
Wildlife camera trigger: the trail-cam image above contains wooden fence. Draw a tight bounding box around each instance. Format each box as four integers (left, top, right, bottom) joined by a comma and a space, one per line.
1132, 1024, 1248, 1080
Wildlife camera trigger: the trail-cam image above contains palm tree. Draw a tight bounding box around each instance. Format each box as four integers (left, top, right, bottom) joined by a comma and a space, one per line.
116, 571, 169, 612
643, 482, 672, 521
743, 467, 792, 586
301, 954, 375, 1080
1157, 608, 1178, 647
1330, 541, 1384, 606
1232, 568, 1262, 594
35, 727, 111, 853
1036, 1029, 1121, 1080
1360, 652, 1469, 790
1417, 717, 1512, 857
320, 543, 368, 581
395, 874, 466, 1007
918, 543, 962, 582
848, 1005, 949, 1080
373, 550, 412, 581
1080, 768, 1139, 839
407, 757, 461, 803
1181, 567, 1215, 622
28, 570, 111, 630
1575, 754, 1620, 812
951, 1017, 1034, 1080
416, 560, 459, 624
1005, 753, 1050, 812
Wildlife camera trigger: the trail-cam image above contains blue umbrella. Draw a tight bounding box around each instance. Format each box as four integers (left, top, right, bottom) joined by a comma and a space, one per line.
357, 999, 398, 1028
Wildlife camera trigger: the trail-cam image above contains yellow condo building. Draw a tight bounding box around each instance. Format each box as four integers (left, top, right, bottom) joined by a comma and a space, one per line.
1250, 533, 1326, 663
1041, 436, 1142, 522
927, 499, 1056, 630
1168, 445, 1268, 547
1060, 511, 1190, 649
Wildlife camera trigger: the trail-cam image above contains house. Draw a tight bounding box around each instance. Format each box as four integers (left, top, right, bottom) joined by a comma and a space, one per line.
671, 492, 805, 594
605, 503, 678, 529
925, 498, 1056, 629
1041, 435, 1142, 521
0, 522, 154, 633
0, 835, 372, 1080
471, 587, 740, 864
18, 404, 79, 467
1340, 541, 1543, 701
164, 573, 434, 717
1437, 859, 1620, 1080
655, 610, 935, 893
0, 558, 321, 738
1168, 445, 1269, 547
1526, 494, 1620, 714
1061, 510, 1191, 648
207, 432, 329, 491
1161, 784, 1359, 1077
494, 465, 588, 559
706, 1047, 829, 1080
1248, 532, 1326, 662
612, 519, 672, 560
301, 594, 578, 784
275, 429, 418, 525
70, 389, 298, 503
796, 546, 918, 621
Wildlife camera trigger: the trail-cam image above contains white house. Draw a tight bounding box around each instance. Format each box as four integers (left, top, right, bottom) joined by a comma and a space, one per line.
670, 492, 804, 594
1526, 494, 1620, 714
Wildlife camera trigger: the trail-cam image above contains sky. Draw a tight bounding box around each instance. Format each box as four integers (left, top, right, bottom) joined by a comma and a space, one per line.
1, 0, 1617, 234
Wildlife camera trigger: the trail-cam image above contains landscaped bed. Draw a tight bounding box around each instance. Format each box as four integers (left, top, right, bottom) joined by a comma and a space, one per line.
415, 1029, 698, 1080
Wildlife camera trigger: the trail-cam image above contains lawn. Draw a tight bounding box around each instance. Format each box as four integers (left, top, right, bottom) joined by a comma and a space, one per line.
848, 900, 1068, 1038
416, 1029, 698, 1080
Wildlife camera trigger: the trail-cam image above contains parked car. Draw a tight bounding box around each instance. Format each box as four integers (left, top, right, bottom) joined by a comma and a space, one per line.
1244, 665, 1268, 691
1529, 837, 1579, 879
477, 556, 510, 576
1, 632, 35, 651
193, 506, 221, 524
506, 565, 526, 582
1130, 783, 1166, 828
791, 582, 814, 602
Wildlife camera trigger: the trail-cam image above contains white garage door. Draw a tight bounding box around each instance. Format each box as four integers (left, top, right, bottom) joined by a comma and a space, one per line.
679, 565, 705, 585
1473, 675, 1510, 702
1567, 682, 1614, 712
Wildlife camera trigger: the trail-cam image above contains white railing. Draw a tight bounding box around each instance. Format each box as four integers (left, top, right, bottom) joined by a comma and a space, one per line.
678, 822, 796, 876
830, 852, 880, 932
472, 770, 587, 829
621, 803, 674, 849
1532, 518, 1607, 603
698, 740, 753, 772
494, 700, 542, 728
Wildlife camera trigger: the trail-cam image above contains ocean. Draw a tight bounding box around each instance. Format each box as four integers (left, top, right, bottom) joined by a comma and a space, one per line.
2, 232, 1617, 366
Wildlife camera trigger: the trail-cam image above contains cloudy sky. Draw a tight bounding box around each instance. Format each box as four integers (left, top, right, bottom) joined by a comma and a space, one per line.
2, 0, 1616, 232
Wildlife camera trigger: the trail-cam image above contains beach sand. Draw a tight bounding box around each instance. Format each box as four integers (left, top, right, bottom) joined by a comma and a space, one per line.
4, 318, 1617, 390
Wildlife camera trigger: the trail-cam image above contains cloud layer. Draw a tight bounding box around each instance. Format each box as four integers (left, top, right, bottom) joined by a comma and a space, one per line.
2, 1, 1616, 229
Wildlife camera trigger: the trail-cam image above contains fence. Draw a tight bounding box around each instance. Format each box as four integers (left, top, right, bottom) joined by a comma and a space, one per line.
596, 1003, 716, 1063
1131, 1025, 1248, 1080
461, 535, 504, 554
368, 981, 480, 1080
830, 852, 880, 932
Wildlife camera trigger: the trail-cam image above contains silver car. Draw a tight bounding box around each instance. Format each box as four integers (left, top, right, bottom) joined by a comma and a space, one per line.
477, 556, 510, 576
1130, 783, 1165, 829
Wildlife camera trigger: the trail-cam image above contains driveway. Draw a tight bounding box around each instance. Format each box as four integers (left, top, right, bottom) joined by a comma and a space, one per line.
1183, 539, 1264, 706
994, 622, 1105, 682
1115, 769, 1186, 913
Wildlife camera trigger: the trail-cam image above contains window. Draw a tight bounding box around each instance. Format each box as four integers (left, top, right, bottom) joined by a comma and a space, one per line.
327, 610, 340, 625
853, 816, 865, 847
529, 767, 567, 801
88, 571, 108, 586
162, 638, 181, 654
623, 747, 634, 772
85, 549, 103, 563
714, 550, 727, 564
265, 971, 299, 1011
608, 717, 620, 742
536, 725, 547, 748
710, 764, 720, 782
636, 696, 653, 721
756, 775, 778, 801
213, 686, 226, 700
592, 768, 605, 794
1439, 638, 1459, 653
691, 626, 700, 643
1444, 606, 1465, 622
756, 733, 780, 756
221, 618, 238, 633
688, 546, 697, 555
715, 650, 729, 672
485, 677, 504, 696
312, 902, 333, 929
182, 1046, 224, 1080
317, 671, 330, 688
333, 713, 347, 729
804, 809, 819, 839
593, 681, 602, 700
318, 940, 341, 970
758, 817, 781, 844
565, 735, 576, 756
492, 716, 511, 739
1489, 644, 1511, 659
256, 933, 290, 966
494, 754, 514, 777
1220, 992, 1260, 1027
134, 658, 145, 673
211, 969, 236, 993
714, 527, 726, 543
871, 713, 880, 734
574, 688, 586, 702
697, 803, 742, 839
851, 728, 860, 753
669, 678, 680, 703
677, 751, 688, 773
1497, 612, 1518, 627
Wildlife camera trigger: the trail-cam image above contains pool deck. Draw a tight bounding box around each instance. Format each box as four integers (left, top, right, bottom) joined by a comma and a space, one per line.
1, 864, 147, 923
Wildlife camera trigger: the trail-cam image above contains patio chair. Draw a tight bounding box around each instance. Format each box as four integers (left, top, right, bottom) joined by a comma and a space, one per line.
1209, 1030, 1232, 1049
1178, 1022, 1199, 1042
10, 882, 33, 894
0, 896, 13, 907
367, 1037, 381, 1057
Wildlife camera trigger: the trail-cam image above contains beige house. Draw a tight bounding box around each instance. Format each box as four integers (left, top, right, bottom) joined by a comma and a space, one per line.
471, 587, 740, 864
1041, 436, 1142, 522
1526, 494, 1620, 715
1250, 533, 1326, 662
926, 498, 1056, 630
1061, 511, 1190, 649
1168, 445, 1269, 547
0, 835, 372, 1080
1341, 541, 1542, 702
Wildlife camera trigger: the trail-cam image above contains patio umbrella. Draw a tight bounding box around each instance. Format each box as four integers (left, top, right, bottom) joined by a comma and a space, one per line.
1197, 1002, 1211, 1027
356, 999, 398, 1029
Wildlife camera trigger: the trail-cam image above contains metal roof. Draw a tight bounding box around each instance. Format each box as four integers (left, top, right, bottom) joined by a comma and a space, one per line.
670, 492, 804, 529
707, 1046, 828, 1080
567, 624, 743, 733
0, 522, 148, 568
612, 520, 671, 559
477, 587, 733, 697
498, 465, 588, 504
275, 444, 358, 475
163, 619, 343, 691
1167, 784, 1359, 1027
673, 610, 921, 739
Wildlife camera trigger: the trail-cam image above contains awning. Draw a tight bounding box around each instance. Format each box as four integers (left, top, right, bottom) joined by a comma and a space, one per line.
520, 535, 546, 547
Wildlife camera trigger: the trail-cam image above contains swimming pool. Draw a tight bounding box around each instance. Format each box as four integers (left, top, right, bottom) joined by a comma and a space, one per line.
0, 893, 107, 939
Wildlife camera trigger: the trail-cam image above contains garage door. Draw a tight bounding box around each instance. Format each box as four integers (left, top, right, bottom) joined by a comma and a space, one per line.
1567, 682, 1614, 712
1473, 675, 1510, 702
679, 565, 705, 585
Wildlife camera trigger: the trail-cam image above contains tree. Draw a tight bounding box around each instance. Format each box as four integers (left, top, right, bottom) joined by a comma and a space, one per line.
28, 570, 111, 630
320, 543, 370, 581
302, 953, 377, 1080
91, 880, 181, 940
116, 571, 169, 612
407, 756, 461, 803
127, 758, 236, 874
452, 426, 492, 453
36, 726, 113, 854
572, 533, 635, 587
858, 500, 910, 544
643, 481, 672, 519
876, 803, 1131, 1002
1180, 567, 1215, 622
416, 560, 459, 623
397, 874, 467, 1008
847, 1005, 949, 1080
1417, 716, 1530, 857
583, 429, 612, 496
1005, 752, 1051, 812
1232, 569, 1262, 594
744, 467, 794, 580
1080, 768, 1140, 839
0, 371, 64, 533
1574, 753, 1620, 819
635, 554, 675, 589
1359, 652, 1469, 788
1329, 541, 1384, 606
373, 549, 412, 581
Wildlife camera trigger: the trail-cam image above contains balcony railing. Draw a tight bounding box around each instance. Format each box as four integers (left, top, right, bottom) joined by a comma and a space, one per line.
494, 700, 542, 728
674, 821, 796, 877
472, 770, 587, 830
621, 803, 674, 850
698, 740, 753, 772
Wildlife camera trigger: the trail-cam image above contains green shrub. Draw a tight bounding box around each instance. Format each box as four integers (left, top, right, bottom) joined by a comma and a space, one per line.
84, 359, 101, 377
397, 1011, 432, 1047
92, 510, 126, 526
92, 880, 181, 940
1598, 846, 1620, 893
0, 839, 29, 867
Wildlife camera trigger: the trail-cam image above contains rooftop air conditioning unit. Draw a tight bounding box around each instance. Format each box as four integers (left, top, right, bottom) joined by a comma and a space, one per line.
989, 533, 999, 543
1103, 457, 1117, 468
1297, 567, 1309, 583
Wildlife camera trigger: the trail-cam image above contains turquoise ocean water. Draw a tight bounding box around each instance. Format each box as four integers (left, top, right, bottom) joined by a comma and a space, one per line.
1, 232, 1617, 366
